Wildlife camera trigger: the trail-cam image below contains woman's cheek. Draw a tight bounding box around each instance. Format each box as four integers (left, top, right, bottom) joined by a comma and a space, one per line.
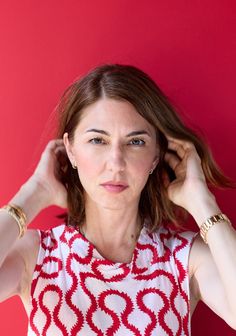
76, 151, 102, 175
133, 155, 153, 173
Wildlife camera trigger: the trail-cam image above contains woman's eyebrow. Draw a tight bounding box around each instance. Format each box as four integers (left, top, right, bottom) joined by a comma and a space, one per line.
126, 130, 151, 137
85, 128, 109, 135
85, 129, 151, 137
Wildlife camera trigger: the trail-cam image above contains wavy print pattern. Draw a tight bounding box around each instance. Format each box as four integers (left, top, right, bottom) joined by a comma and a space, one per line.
28, 224, 196, 335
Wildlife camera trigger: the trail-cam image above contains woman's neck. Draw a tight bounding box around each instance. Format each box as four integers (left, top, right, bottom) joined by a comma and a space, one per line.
81, 200, 142, 251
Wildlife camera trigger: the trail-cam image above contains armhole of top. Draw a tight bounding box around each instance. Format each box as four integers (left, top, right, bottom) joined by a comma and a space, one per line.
183, 231, 199, 314
34, 229, 43, 270
30, 229, 43, 297
172, 230, 199, 297
176, 230, 199, 279
187, 231, 199, 279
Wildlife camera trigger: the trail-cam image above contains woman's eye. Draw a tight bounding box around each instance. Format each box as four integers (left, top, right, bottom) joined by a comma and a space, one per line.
89, 137, 105, 145
129, 138, 145, 146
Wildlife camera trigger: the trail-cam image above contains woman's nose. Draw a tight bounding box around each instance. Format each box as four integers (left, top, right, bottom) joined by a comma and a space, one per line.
106, 145, 126, 172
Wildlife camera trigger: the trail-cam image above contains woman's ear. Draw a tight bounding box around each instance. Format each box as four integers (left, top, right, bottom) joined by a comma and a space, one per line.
63, 133, 75, 165
152, 147, 160, 169
152, 157, 159, 170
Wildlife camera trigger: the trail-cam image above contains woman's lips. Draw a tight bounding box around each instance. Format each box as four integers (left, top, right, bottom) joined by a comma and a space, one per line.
101, 183, 128, 193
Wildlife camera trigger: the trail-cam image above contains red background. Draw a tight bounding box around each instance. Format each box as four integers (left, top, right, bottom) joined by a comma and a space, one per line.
0, 1, 236, 334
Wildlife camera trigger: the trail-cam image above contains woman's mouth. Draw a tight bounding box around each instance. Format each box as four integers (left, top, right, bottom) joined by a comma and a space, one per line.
101, 182, 128, 193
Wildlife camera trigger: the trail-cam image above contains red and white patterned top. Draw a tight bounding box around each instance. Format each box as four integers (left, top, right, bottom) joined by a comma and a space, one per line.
28, 224, 196, 336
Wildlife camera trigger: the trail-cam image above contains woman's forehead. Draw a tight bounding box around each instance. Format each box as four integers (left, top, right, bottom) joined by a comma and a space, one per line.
76, 98, 156, 135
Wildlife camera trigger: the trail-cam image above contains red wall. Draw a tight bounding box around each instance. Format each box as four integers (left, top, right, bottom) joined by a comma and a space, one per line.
0, 1, 236, 334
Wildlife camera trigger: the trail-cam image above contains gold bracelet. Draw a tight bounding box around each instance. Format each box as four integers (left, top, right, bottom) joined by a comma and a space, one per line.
200, 213, 231, 244
0, 204, 27, 238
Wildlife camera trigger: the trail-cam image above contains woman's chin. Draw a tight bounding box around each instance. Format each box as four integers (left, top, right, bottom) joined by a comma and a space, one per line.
92, 196, 133, 211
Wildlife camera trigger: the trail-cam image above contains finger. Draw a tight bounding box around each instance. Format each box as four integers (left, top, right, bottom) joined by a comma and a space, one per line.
54, 144, 66, 155
38, 140, 64, 170
46, 139, 64, 150
167, 140, 186, 159
166, 136, 195, 151
167, 138, 200, 165
164, 152, 181, 171
45, 139, 65, 159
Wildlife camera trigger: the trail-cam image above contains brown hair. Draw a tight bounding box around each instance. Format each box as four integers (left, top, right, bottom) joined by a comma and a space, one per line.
56, 63, 233, 232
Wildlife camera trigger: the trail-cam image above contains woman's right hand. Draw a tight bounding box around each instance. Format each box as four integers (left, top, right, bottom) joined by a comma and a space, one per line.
28, 139, 68, 209
0, 139, 68, 304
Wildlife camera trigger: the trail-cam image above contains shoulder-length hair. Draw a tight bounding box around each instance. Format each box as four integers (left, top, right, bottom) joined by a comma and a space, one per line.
56, 63, 232, 232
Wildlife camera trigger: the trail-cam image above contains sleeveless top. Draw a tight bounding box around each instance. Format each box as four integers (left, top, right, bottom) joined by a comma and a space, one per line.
27, 224, 197, 336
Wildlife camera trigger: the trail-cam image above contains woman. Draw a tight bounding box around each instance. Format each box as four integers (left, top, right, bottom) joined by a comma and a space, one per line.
0, 64, 235, 335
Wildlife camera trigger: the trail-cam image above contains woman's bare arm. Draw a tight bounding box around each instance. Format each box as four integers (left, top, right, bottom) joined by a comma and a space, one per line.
0, 179, 49, 302
0, 139, 67, 302
189, 204, 236, 330
165, 136, 236, 329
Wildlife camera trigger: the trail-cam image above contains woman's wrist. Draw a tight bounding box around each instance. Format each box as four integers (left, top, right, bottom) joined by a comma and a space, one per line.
187, 192, 221, 228
9, 177, 51, 225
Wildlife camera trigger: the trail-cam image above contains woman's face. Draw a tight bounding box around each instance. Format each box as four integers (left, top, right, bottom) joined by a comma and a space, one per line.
64, 98, 159, 210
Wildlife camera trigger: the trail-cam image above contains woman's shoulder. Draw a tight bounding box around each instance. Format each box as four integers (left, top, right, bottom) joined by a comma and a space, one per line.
140, 224, 199, 283
150, 224, 198, 252
37, 223, 73, 237
36, 223, 80, 250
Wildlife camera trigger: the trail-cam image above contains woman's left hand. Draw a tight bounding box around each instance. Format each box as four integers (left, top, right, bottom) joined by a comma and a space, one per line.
164, 137, 214, 215
164, 138, 236, 328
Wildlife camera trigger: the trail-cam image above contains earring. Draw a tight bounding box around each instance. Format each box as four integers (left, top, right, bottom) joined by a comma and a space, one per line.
149, 160, 159, 175
72, 162, 77, 170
